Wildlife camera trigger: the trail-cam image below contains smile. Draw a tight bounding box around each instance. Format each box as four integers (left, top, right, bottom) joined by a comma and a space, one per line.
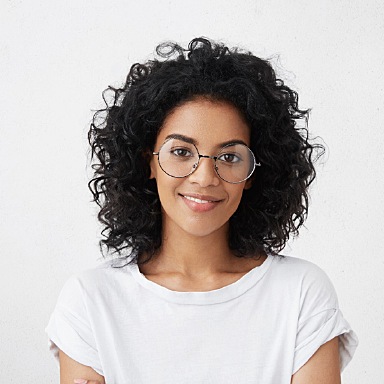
183, 196, 212, 204
179, 194, 223, 213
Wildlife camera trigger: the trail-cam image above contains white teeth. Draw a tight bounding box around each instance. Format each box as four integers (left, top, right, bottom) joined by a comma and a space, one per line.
183, 195, 211, 204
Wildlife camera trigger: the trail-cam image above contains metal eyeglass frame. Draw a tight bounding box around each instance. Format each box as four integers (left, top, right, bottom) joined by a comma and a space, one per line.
152, 139, 261, 184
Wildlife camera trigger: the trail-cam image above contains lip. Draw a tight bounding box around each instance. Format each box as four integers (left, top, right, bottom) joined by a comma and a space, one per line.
179, 193, 223, 202
179, 193, 223, 213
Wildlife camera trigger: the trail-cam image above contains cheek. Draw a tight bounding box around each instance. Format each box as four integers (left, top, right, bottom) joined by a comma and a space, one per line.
155, 173, 180, 200
224, 186, 246, 218
229, 185, 247, 203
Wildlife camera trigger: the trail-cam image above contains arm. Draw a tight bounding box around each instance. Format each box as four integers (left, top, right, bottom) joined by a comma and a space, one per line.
291, 337, 341, 384
59, 349, 105, 384
59, 339, 339, 384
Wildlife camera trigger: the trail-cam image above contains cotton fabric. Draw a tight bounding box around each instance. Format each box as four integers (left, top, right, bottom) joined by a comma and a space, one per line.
45, 255, 358, 383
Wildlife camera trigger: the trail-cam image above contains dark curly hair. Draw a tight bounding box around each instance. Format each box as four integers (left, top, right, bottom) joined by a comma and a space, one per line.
88, 37, 324, 266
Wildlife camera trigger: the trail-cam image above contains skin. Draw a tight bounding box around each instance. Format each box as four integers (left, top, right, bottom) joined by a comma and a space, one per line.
59, 98, 341, 383
143, 97, 265, 289
59, 350, 105, 384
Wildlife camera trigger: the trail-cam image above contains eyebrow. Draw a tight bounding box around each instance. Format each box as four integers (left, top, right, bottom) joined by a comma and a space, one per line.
164, 133, 248, 148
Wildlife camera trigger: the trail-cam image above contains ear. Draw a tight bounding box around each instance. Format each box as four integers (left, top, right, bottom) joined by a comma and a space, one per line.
244, 178, 252, 190
149, 153, 157, 179
142, 149, 156, 179
149, 159, 156, 179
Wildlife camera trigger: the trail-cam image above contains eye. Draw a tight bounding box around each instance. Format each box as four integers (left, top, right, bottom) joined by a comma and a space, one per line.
170, 147, 194, 158
217, 153, 241, 163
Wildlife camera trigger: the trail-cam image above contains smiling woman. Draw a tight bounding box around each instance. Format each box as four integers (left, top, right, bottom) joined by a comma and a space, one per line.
45, 37, 358, 384
149, 99, 254, 240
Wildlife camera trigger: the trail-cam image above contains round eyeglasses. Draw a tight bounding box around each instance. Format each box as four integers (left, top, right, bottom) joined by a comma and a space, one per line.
152, 138, 261, 184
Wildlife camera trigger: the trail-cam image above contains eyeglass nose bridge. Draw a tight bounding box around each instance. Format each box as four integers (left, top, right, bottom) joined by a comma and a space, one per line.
192, 153, 219, 172
198, 154, 218, 160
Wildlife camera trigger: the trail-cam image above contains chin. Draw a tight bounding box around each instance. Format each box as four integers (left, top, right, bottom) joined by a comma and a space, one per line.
179, 220, 229, 239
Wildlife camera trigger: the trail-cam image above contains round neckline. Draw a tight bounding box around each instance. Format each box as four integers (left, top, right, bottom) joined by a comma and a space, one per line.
127, 255, 274, 305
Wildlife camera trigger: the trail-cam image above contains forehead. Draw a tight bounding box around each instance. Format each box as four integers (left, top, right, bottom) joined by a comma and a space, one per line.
156, 98, 251, 148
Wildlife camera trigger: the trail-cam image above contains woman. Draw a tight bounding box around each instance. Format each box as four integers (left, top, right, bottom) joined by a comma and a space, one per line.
46, 37, 358, 383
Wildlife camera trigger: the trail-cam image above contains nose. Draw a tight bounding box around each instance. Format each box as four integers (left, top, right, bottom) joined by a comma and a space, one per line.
187, 156, 220, 187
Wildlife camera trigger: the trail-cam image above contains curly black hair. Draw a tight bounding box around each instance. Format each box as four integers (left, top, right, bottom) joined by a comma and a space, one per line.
88, 37, 324, 265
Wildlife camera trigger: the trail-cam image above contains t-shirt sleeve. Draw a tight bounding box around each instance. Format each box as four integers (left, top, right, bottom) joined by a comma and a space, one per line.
45, 275, 103, 376
292, 264, 358, 375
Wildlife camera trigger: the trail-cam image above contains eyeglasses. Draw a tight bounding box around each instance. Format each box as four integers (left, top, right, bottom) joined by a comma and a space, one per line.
153, 138, 260, 184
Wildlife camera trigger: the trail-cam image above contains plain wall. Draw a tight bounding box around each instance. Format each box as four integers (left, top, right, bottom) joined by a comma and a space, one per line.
1, 0, 383, 382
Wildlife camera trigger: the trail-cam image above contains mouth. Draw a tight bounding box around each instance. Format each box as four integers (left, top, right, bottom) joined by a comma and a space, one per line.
179, 193, 222, 203
182, 196, 214, 204
179, 193, 223, 212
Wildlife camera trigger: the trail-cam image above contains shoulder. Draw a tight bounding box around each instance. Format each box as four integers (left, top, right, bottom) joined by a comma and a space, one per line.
57, 258, 135, 304
271, 254, 327, 273
271, 255, 334, 285
269, 255, 339, 309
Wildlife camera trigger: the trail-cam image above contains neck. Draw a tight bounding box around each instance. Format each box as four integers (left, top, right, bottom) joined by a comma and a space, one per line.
166, 232, 235, 275
141, 223, 246, 278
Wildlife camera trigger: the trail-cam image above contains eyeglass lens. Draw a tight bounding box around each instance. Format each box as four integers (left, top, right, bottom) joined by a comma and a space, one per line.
157, 139, 256, 183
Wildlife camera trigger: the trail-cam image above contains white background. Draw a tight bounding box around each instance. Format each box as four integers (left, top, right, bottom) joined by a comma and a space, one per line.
1, 0, 383, 382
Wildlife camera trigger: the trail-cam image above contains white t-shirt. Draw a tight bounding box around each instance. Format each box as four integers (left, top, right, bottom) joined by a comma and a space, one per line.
45, 255, 358, 383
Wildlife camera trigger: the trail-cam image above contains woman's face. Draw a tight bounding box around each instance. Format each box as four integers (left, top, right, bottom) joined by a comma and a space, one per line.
150, 97, 252, 240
